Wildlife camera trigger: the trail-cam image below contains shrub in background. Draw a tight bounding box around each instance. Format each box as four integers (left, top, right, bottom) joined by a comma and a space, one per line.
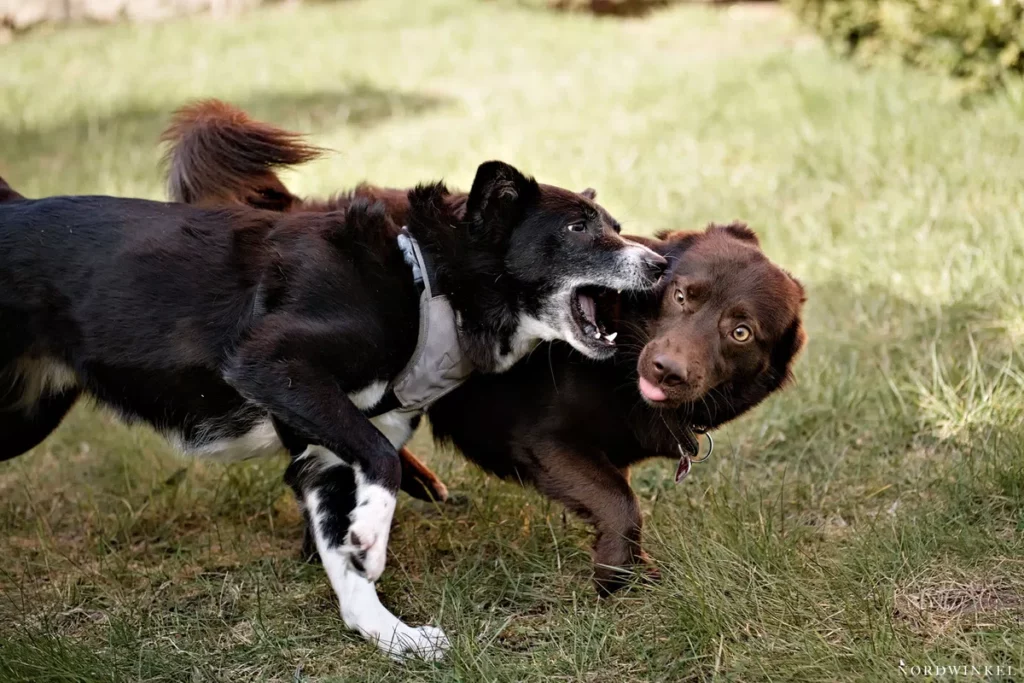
520, 0, 768, 18
787, 0, 1024, 95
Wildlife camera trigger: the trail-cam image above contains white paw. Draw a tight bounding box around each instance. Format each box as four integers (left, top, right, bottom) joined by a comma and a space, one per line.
380, 624, 450, 662
347, 484, 395, 581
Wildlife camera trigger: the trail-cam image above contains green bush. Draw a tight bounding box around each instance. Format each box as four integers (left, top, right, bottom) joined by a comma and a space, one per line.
518, 0, 672, 17
787, 0, 1024, 95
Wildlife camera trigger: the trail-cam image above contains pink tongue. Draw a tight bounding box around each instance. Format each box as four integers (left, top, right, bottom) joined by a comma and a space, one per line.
578, 293, 597, 324
638, 376, 667, 402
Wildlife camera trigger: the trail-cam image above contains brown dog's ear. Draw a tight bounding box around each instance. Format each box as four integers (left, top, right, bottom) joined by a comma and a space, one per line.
643, 229, 703, 259
787, 273, 808, 304
709, 222, 760, 246
653, 229, 694, 241
769, 274, 808, 389
654, 229, 703, 245
0, 175, 24, 202
771, 318, 807, 389
580, 187, 597, 200
623, 234, 663, 250
465, 161, 540, 241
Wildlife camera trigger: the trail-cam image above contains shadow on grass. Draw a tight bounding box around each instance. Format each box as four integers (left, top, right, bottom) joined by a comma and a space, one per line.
1, 84, 451, 193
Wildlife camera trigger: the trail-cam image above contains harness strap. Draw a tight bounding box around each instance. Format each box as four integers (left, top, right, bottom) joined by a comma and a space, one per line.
365, 229, 473, 418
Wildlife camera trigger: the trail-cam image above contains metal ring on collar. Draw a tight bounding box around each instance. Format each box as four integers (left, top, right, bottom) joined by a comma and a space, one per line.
690, 431, 713, 463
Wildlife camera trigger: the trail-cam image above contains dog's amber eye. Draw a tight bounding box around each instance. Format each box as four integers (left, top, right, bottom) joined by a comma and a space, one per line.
731, 325, 752, 342
566, 222, 586, 232
674, 288, 685, 305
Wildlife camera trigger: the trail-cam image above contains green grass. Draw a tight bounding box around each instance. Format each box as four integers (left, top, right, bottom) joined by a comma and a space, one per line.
2, 1, 1023, 680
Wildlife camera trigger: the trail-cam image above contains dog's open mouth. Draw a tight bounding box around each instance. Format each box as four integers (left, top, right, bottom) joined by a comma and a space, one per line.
570, 286, 618, 353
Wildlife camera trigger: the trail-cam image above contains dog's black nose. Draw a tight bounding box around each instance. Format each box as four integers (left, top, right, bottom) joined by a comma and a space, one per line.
652, 355, 685, 387
645, 254, 668, 281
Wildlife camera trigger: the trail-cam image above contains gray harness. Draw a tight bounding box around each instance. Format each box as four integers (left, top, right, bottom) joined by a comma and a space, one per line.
367, 230, 474, 418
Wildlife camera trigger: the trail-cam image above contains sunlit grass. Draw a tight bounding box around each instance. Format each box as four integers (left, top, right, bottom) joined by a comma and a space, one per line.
1, 1, 1022, 681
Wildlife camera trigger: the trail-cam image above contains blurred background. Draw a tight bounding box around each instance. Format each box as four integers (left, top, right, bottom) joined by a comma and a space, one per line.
1, 1, 1023, 681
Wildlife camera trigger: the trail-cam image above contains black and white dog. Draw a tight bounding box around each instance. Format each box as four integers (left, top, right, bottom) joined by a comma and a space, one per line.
0, 166, 665, 658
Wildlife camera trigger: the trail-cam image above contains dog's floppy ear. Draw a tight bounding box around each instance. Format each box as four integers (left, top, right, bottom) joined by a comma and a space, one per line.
465, 161, 539, 240
654, 229, 693, 241
787, 273, 807, 305
710, 221, 760, 246
623, 234, 663, 250
769, 275, 808, 388
652, 229, 702, 257
580, 187, 597, 200
0, 175, 25, 202
770, 317, 807, 389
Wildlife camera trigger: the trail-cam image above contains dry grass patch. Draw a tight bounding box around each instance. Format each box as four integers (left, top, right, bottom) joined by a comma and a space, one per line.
894, 565, 1024, 640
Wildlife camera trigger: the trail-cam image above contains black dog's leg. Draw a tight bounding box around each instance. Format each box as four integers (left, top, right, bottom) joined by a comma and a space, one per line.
226, 320, 448, 660
300, 445, 448, 566
299, 447, 449, 565
283, 445, 450, 662
0, 388, 81, 462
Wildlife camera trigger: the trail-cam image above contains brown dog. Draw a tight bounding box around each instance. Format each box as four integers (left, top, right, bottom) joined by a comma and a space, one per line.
162, 101, 806, 593
426, 225, 806, 591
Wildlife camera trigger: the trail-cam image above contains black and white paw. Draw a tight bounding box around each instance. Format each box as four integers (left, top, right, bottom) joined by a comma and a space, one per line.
347, 484, 396, 581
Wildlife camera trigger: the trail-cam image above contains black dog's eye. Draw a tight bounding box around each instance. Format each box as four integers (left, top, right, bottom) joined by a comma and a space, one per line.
566, 222, 587, 233
674, 288, 685, 305
731, 325, 753, 342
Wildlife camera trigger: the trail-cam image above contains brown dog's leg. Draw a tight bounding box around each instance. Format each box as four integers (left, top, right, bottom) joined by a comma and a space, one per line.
533, 448, 651, 596
613, 464, 660, 580
399, 446, 449, 502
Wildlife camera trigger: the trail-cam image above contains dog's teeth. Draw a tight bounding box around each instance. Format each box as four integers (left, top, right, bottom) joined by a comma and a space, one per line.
605, 332, 617, 342
593, 331, 602, 340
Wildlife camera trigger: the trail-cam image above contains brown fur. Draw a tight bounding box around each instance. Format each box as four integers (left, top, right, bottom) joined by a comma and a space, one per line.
424, 224, 806, 594
398, 446, 448, 502
162, 100, 324, 211
638, 225, 807, 409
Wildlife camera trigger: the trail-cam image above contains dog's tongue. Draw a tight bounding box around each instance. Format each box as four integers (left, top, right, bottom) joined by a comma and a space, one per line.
578, 292, 597, 324
638, 376, 667, 402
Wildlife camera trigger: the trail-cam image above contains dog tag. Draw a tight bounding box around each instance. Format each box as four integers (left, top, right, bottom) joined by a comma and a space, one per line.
674, 453, 691, 483
674, 432, 712, 484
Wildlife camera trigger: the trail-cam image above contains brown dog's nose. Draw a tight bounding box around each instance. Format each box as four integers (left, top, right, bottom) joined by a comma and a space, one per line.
652, 355, 685, 387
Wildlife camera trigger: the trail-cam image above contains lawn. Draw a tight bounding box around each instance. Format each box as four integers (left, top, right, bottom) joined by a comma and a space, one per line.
2, 1, 1023, 681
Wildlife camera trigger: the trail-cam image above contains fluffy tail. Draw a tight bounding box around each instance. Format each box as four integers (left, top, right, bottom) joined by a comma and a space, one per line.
161, 99, 324, 211
0, 175, 24, 203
